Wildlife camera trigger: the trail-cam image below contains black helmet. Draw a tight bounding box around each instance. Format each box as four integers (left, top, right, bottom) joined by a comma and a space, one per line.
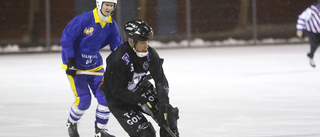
124, 19, 153, 46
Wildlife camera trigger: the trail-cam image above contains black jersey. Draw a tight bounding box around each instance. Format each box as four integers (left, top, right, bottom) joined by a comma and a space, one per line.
101, 42, 169, 106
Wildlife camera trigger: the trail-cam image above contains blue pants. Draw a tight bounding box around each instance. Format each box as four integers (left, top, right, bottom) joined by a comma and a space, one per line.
67, 69, 110, 128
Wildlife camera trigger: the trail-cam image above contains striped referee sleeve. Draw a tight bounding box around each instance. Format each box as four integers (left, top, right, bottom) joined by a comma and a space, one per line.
297, 5, 320, 33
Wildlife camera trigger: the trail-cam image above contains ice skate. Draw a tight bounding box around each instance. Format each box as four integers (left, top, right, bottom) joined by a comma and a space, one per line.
309, 58, 316, 68
307, 53, 316, 68
66, 119, 79, 137
95, 121, 115, 137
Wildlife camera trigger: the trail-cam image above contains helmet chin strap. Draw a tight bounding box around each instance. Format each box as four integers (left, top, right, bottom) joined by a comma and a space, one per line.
129, 38, 148, 57
132, 47, 148, 58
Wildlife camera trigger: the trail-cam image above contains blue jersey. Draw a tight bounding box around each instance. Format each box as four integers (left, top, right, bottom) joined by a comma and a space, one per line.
61, 8, 123, 71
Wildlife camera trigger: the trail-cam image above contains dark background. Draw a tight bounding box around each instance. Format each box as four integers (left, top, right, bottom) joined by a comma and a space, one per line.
0, 0, 315, 47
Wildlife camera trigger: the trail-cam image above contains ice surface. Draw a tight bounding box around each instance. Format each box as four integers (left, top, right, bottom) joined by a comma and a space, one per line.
0, 44, 320, 137
0, 37, 309, 53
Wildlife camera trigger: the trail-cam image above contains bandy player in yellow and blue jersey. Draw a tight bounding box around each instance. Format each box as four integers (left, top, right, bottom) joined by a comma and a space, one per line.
60, 0, 122, 137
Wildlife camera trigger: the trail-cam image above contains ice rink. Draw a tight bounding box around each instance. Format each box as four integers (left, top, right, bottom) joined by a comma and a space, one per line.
1, 44, 320, 137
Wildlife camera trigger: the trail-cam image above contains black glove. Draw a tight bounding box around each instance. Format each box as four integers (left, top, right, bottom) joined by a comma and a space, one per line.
157, 103, 169, 127
134, 75, 153, 93
66, 57, 77, 77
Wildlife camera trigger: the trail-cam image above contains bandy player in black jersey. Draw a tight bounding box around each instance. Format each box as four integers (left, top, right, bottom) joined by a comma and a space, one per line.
99, 19, 179, 137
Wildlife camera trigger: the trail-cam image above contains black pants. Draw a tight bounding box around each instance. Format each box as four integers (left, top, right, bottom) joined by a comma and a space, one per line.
305, 31, 320, 58
104, 80, 178, 137
106, 100, 156, 137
